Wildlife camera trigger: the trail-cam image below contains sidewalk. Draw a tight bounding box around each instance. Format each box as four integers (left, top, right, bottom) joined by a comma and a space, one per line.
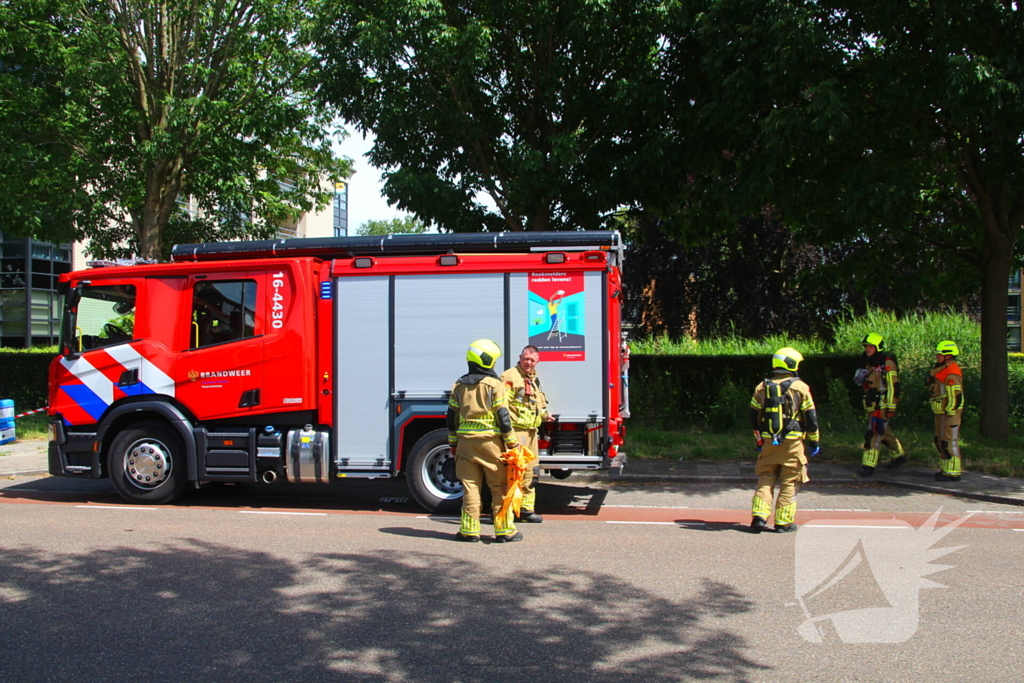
4, 437, 1024, 507
0, 438, 50, 477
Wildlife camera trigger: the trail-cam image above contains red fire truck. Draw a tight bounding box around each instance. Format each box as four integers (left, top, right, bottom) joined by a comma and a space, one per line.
47, 231, 629, 511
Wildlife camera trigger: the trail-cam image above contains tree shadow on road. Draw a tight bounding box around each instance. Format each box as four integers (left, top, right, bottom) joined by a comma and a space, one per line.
0, 540, 769, 682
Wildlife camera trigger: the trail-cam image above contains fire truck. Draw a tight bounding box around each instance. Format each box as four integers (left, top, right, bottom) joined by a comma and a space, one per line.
47, 231, 629, 511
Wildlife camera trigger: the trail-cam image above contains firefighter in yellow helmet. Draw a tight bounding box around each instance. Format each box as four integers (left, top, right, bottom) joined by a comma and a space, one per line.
748, 347, 820, 533
500, 345, 553, 523
447, 339, 523, 542
855, 333, 905, 477
927, 340, 964, 482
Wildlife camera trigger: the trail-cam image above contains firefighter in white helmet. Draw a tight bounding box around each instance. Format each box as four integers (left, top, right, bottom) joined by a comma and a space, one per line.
748, 347, 820, 533
500, 345, 553, 523
855, 332, 905, 477
447, 339, 522, 542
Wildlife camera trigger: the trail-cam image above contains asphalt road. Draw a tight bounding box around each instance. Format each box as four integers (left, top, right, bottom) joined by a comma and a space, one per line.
2, 475, 1023, 682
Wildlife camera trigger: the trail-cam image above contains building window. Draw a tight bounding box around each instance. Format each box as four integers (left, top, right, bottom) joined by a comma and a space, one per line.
333, 181, 349, 237
1009, 326, 1021, 353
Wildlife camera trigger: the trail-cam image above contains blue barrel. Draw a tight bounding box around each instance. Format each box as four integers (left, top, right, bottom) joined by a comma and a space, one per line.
0, 399, 14, 445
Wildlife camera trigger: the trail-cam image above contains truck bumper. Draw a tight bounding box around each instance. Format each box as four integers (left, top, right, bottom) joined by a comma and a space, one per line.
48, 419, 102, 478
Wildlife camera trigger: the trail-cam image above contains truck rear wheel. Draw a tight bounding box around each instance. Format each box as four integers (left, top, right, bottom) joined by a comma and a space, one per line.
407, 428, 462, 513
108, 420, 188, 505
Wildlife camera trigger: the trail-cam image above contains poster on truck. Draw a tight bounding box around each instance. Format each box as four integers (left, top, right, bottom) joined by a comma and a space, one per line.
528, 272, 586, 361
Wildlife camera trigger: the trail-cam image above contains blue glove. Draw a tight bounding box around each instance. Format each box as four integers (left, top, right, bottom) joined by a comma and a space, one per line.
807, 441, 820, 457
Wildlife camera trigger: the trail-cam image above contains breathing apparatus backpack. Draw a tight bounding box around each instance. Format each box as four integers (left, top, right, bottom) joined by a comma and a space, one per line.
761, 378, 796, 445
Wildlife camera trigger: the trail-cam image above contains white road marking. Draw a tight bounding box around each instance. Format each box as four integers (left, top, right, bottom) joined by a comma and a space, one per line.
802, 528, 909, 532
677, 522, 706, 526
603, 504, 690, 509
75, 505, 157, 510
965, 510, 1024, 514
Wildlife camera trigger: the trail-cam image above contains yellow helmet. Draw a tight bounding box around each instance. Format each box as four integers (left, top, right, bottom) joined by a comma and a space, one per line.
772, 347, 803, 372
467, 339, 502, 369
861, 332, 885, 351
936, 340, 960, 357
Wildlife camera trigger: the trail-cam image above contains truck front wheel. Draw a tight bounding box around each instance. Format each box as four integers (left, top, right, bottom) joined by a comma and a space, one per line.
108, 420, 188, 505
407, 429, 462, 513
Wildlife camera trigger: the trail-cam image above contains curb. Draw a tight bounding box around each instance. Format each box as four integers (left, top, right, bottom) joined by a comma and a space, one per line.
2, 470, 50, 478
564, 471, 1024, 508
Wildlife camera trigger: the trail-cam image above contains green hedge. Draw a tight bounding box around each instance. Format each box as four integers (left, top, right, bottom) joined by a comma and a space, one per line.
0, 348, 55, 412
629, 353, 1000, 432
5, 346, 1018, 432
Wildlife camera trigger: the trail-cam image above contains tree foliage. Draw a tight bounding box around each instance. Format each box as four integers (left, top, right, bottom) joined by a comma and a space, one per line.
649, 0, 1024, 438
0, 0, 350, 260
312, 0, 667, 232
356, 216, 429, 236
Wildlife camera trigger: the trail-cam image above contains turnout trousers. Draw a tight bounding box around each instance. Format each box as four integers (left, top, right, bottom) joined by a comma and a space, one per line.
934, 411, 963, 477
862, 411, 904, 468
455, 436, 517, 537
514, 427, 540, 511
752, 438, 809, 526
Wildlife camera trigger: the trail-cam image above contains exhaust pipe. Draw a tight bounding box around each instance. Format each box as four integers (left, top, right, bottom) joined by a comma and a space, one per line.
261, 470, 277, 483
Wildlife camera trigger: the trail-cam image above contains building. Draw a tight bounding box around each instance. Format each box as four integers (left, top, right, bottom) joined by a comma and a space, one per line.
2, 181, 347, 348
0, 233, 73, 348
1009, 269, 1021, 352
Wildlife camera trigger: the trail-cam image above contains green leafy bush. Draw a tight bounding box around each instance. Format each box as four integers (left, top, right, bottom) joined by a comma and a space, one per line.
0, 347, 54, 412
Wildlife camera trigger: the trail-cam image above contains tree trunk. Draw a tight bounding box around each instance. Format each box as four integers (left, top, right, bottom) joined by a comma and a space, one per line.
979, 237, 1011, 440
137, 158, 185, 261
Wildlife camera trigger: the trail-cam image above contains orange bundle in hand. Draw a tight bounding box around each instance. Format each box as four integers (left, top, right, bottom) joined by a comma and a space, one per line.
497, 444, 535, 521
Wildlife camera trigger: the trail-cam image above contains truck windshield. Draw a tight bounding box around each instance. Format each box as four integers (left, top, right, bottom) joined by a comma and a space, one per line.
61, 284, 137, 354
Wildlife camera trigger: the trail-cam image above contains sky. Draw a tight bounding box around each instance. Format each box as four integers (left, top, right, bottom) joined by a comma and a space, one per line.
335, 129, 408, 231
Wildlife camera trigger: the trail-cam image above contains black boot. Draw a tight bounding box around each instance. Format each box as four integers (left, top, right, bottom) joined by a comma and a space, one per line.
494, 532, 524, 543
455, 532, 480, 543
934, 472, 961, 482
750, 516, 767, 534
774, 523, 798, 533
516, 510, 544, 523
887, 455, 907, 470
859, 466, 875, 478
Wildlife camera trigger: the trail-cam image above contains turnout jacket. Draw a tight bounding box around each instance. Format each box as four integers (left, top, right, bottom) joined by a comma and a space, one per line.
749, 371, 820, 442
447, 364, 517, 448
499, 365, 549, 430
858, 352, 900, 414
927, 360, 964, 416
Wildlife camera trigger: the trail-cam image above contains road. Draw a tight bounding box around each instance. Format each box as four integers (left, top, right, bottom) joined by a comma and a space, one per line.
2, 475, 1023, 682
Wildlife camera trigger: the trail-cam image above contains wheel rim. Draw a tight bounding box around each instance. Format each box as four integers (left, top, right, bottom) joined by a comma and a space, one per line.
420, 444, 462, 500
122, 437, 172, 490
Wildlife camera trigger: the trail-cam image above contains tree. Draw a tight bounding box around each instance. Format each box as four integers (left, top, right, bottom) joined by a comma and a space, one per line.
0, 0, 350, 260
312, 0, 667, 232
654, 1, 1021, 438
356, 216, 429, 236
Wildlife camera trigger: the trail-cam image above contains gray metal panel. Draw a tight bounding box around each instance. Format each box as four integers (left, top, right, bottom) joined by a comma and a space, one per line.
509, 271, 604, 419
394, 274, 506, 393
334, 276, 391, 465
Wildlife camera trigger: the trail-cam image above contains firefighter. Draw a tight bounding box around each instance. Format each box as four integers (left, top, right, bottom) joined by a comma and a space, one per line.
500, 345, 553, 523
928, 340, 964, 482
749, 347, 821, 533
855, 333, 905, 477
448, 339, 523, 543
